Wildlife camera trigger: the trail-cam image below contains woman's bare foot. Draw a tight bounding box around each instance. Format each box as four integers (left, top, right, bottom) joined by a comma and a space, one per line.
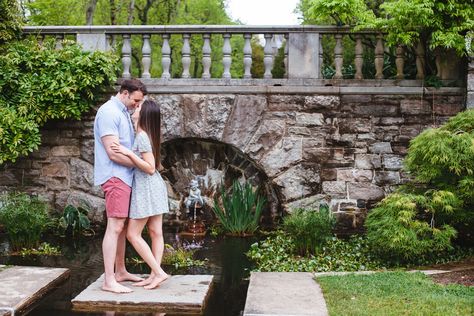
144, 273, 170, 290
115, 271, 143, 283
132, 274, 154, 287
102, 281, 133, 293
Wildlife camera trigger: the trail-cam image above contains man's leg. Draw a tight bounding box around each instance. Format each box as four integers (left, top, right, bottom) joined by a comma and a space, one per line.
102, 217, 132, 293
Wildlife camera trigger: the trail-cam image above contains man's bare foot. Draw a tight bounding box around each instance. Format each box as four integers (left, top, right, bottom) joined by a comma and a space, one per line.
144, 273, 170, 290
102, 282, 133, 293
115, 271, 143, 283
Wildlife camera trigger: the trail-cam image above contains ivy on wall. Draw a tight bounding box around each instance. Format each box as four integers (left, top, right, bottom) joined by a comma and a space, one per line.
0, 39, 119, 164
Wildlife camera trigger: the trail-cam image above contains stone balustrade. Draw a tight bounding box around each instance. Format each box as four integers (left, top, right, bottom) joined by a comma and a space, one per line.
22, 25, 444, 83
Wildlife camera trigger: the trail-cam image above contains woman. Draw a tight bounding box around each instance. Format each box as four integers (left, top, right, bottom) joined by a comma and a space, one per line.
111, 99, 169, 289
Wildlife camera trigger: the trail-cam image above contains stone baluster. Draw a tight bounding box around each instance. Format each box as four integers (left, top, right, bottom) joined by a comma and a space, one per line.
319, 34, 324, 78
181, 33, 191, 79
395, 45, 405, 80
141, 34, 151, 79
333, 34, 343, 79
55, 34, 64, 49
105, 34, 112, 51
161, 34, 171, 79
415, 41, 426, 80
222, 34, 232, 79
121, 34, 131, 79
284, 33, 289, 78
263, 33, 273, 79
354, 34, 364, 80
202, 34, 211, 79
374, 34, 384, 79
243, 33, 252, 79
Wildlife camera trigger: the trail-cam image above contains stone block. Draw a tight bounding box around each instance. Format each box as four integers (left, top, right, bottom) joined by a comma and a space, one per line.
304, 95, 340, 110
42, 162, 68, 177
206, 95, 234, 139
274, 165, 320, 201
260, 138, 302, 177
353, 104, 399, 117
433, 103, 464, 116
348, 182, 385, 200
303, 147, 331, 163
369, 142, 392, 154
159, 95, 184, 140
268, 95, 304, 111
383, 154, 404, 170
322, 181, 346, 198
288, 126, 311, 136
283, 194, 329, 212
354, 154, 382, 169
247, 119, 286, 160
341, 94, 372, 104
374, 171, 401, 185
400, 99, 431, 115
336, 169, 373, 182
338, 118, 371, 133
288, 33, 320, 79
295, 113, 324, 126
51, 146, 80, 157
377, 117, 405, 125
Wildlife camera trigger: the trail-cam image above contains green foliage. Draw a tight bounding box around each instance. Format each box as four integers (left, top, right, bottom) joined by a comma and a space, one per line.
0, 39, 118, 164
0, 0, 23, 45
301, 0, 474, 55
318, 272, 474, 316
247, 231, 384, 272
0, 192, 51, 250
282, 204, 336, 255
61, 201, 91, 238
19, 242, 61, 256
161, 244, 206, 268
365, 193, 458, 261
212, 180, 265, 236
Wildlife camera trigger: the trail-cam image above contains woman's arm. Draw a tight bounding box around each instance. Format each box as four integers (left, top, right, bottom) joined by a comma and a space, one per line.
111, 142, 156, 175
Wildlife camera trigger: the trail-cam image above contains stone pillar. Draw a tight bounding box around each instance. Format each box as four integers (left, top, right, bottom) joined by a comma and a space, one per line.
288, 32, 320, 79
467, 55, 474, 109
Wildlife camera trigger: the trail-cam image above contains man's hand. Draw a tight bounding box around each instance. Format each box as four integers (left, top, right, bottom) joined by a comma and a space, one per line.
102, 135, 135, 168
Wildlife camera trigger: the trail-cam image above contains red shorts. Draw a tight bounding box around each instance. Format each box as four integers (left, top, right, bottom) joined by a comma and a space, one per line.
101, 177, 131, 218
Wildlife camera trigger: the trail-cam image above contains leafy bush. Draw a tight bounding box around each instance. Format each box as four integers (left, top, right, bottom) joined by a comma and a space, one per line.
0, 39, 119, 163
61, 201, 91, 238
212, 180, 265, 236
0, 192, 51, 250
247, 231, 384, 272
365, 193, 457, 262
282, 204, 336, 255
0, 0, 23, 45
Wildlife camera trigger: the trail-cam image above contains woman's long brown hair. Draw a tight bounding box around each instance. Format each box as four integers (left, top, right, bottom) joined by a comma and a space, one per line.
137, 100, 161, 168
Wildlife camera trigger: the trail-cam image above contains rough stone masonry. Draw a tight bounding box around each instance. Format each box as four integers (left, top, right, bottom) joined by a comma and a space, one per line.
0, 87, 465, 231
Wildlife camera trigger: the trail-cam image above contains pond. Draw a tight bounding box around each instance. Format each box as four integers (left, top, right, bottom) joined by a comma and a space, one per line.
0, 226, 257, 316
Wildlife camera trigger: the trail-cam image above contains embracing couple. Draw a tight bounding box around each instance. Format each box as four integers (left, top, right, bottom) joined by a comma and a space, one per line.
93, 79, 169, 293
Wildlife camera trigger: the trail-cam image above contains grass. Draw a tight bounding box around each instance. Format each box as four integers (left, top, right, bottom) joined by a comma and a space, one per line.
317, 272, 474, 316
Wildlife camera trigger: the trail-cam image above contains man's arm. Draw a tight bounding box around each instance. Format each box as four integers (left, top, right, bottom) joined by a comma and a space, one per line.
101, 135, 135, 168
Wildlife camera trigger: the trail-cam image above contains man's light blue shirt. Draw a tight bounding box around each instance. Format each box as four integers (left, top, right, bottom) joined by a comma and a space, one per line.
94, 96, 135, 187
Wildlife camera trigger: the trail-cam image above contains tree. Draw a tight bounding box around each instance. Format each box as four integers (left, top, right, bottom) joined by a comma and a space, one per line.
299, 0, 474, 55
0, 0, 24, 45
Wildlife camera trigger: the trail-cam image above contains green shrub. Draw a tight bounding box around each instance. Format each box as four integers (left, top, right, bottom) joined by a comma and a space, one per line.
61, 201, 91, 238
0, 39, 119, 164
0, 0, 23, 45
282, 204, 336, 255
212, 180, 265, 236
365, 193, 457, 262
0, 192, 51, 250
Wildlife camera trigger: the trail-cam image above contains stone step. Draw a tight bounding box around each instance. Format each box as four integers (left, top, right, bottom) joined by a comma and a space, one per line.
0, 265, 70, 316
72, 274, 213, 315
243, 272, 329, 316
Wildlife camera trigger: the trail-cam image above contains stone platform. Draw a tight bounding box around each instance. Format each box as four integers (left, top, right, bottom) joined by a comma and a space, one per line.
243, 272, 329, 316
72, 274, 214, 315
0, 265, 70, 316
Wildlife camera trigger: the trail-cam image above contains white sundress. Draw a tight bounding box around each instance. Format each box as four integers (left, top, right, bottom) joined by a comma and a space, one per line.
129, 131, 169, 219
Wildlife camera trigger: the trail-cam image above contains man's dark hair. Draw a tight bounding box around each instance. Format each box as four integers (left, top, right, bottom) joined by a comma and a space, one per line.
119, 79, 147, 95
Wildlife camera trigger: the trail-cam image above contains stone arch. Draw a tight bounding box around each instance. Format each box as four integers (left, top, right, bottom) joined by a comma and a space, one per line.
160, 137, 281, 223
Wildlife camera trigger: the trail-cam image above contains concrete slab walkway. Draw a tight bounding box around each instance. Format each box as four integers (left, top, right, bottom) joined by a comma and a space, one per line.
72, 274, 213, 315
243, 272, 329, 316
0, 265, 70, 316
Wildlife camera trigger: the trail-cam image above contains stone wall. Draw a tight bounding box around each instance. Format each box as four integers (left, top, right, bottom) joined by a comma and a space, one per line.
0, 88, 465, 231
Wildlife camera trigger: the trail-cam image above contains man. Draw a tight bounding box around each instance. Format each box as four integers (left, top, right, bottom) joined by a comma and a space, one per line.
94, 79, 147, 293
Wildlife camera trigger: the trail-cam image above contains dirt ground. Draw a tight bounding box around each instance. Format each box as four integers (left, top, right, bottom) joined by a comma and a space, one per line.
427, 257, 474, 286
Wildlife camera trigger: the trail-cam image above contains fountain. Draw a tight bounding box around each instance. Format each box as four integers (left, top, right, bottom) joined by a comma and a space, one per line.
180, 179, 207, 249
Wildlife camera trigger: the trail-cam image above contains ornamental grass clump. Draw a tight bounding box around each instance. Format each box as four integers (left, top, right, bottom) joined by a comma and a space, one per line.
212, 180, 265, 236
282, 204, 336, 255
0, 192, 51, 251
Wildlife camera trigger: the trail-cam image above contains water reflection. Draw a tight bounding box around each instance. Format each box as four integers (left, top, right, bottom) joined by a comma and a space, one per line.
0, 228, 256, 316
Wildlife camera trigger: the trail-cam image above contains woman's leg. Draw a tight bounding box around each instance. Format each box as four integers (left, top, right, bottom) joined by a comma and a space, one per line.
126, 217, 164, 288
148, 215, 168, 276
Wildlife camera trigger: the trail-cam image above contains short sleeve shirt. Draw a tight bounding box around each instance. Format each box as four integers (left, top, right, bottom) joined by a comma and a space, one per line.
93, 96, 135, 187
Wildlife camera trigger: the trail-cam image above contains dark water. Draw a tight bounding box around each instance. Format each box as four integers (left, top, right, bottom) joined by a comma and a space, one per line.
0, 227, 257, 316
